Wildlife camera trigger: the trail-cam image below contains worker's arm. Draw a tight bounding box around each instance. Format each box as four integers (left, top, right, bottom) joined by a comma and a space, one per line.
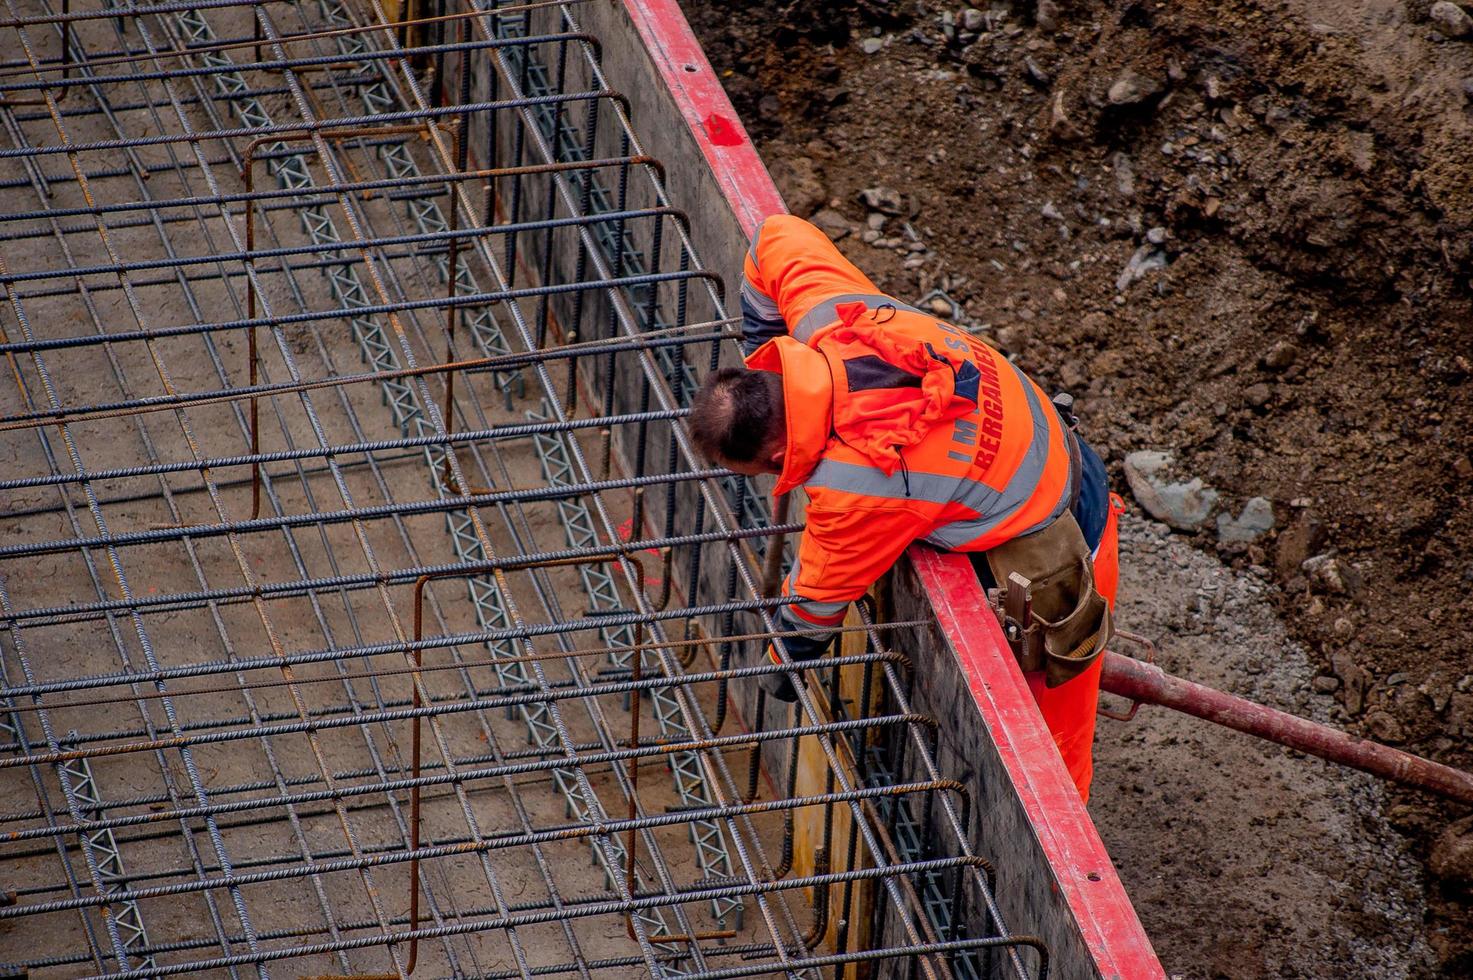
741, 214, 884, 354
771, 503, 920, 663
738, 240, 788, 357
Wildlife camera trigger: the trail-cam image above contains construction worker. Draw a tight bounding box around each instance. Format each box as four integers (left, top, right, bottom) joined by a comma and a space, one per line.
688, 213, 1124, 801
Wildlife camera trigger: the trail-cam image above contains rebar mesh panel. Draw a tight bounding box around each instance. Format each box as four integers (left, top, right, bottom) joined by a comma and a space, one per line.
0, 2, 1039, 978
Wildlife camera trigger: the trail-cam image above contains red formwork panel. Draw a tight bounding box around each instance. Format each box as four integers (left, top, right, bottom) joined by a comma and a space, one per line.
909, 549, 1166, 980
619, 2, 1165, 976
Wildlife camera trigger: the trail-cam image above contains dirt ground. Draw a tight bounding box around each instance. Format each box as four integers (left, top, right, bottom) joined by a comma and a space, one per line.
682, 0, 1473, 974
1103, 512, 1434, 978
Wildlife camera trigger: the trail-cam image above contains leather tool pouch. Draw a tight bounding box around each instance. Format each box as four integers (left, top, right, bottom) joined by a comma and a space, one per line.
985, 511, 1113, 688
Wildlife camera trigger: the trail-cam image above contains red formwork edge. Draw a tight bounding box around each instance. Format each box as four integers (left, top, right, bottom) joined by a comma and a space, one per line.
619, 2, 1163, 976
909, 548, 1166, 980
618, 0, 786, 227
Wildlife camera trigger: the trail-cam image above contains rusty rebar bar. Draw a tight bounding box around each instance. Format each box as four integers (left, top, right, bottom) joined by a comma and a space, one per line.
0, 1, 1038, 976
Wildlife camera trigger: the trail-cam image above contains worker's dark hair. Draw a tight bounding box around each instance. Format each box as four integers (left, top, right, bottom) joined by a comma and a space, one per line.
689, 368, 785, 463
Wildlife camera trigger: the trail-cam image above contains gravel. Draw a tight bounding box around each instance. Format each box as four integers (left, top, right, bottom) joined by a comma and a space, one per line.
1095, 513, 1435, 978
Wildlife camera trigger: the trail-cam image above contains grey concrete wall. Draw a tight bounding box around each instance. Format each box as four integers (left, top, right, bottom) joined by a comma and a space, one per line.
887, 557, 1104, 980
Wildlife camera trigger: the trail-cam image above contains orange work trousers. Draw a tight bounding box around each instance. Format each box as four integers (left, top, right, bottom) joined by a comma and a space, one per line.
1022, 493, 1124, 804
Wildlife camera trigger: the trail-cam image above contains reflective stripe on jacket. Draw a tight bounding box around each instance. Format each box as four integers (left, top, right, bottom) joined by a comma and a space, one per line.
742, 215, 1076, 635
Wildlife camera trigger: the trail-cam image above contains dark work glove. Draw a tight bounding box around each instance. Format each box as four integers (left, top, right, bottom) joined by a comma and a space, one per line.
759, 665, 800, 703
757, 631, 830, 703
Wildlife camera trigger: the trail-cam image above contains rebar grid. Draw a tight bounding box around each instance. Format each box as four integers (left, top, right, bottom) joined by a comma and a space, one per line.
0, 2, 1044, 978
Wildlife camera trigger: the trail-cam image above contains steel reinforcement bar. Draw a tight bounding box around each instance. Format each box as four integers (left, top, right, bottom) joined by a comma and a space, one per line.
0, 2, 1044, 979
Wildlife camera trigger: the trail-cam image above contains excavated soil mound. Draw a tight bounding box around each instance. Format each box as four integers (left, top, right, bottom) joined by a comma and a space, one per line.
682, 0, 1473, 974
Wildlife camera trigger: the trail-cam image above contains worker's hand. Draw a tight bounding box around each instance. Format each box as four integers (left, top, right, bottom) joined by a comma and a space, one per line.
758, 642, 802, 703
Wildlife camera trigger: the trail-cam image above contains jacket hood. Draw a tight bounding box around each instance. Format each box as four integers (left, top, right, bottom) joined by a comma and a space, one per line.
822, 317, 981, 477
744, 336, 834, 495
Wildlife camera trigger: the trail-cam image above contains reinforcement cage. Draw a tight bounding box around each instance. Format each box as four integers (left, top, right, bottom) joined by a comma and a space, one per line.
0, 2, 1044, 978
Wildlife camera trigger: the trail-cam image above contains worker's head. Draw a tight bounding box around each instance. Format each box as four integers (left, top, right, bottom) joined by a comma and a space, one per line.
689, 368, 786, 476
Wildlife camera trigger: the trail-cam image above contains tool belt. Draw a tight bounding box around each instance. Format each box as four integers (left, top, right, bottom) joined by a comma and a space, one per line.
986, 508, 1113, 689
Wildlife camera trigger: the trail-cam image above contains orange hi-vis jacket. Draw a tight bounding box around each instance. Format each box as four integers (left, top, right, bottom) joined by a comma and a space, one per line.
741, 215, 1079, 636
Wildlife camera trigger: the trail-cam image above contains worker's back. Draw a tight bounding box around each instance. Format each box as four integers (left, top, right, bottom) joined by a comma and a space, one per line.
743, 214, 1077, 557
738, 214, 1117, 800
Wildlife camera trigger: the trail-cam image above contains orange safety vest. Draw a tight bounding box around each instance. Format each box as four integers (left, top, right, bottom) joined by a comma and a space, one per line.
742, 214, 1077, 631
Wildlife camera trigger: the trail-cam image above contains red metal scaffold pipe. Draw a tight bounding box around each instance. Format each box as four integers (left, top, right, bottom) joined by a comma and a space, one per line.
1099, 651, 1473, 806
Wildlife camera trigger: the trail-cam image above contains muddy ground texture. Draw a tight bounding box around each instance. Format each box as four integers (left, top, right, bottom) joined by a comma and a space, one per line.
682, 0, 1473, 975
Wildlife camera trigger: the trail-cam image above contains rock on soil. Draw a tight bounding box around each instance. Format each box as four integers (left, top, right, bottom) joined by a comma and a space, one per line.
1122, 450, 1219, 530
809, 208, 855, 241
1431, 2, 1473, 39
1332, 649, 1372, 716
1260, 340, 1299, 371
858, 184, 904, 215
1430, 815, 1473, 888
1114, 243, 1169, 291
1217, 495, 1275, 544
1302, 553, 1365, 597
1107, 68, 1164, 106
1034, 0, 1060, 34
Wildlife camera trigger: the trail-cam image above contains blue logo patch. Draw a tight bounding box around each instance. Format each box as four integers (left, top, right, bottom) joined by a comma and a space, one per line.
954, 360, 981, 403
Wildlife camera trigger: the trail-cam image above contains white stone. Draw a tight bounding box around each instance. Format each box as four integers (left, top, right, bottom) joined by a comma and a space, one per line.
1217, 496, 1276, 544
1123, 451, 1221, 530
